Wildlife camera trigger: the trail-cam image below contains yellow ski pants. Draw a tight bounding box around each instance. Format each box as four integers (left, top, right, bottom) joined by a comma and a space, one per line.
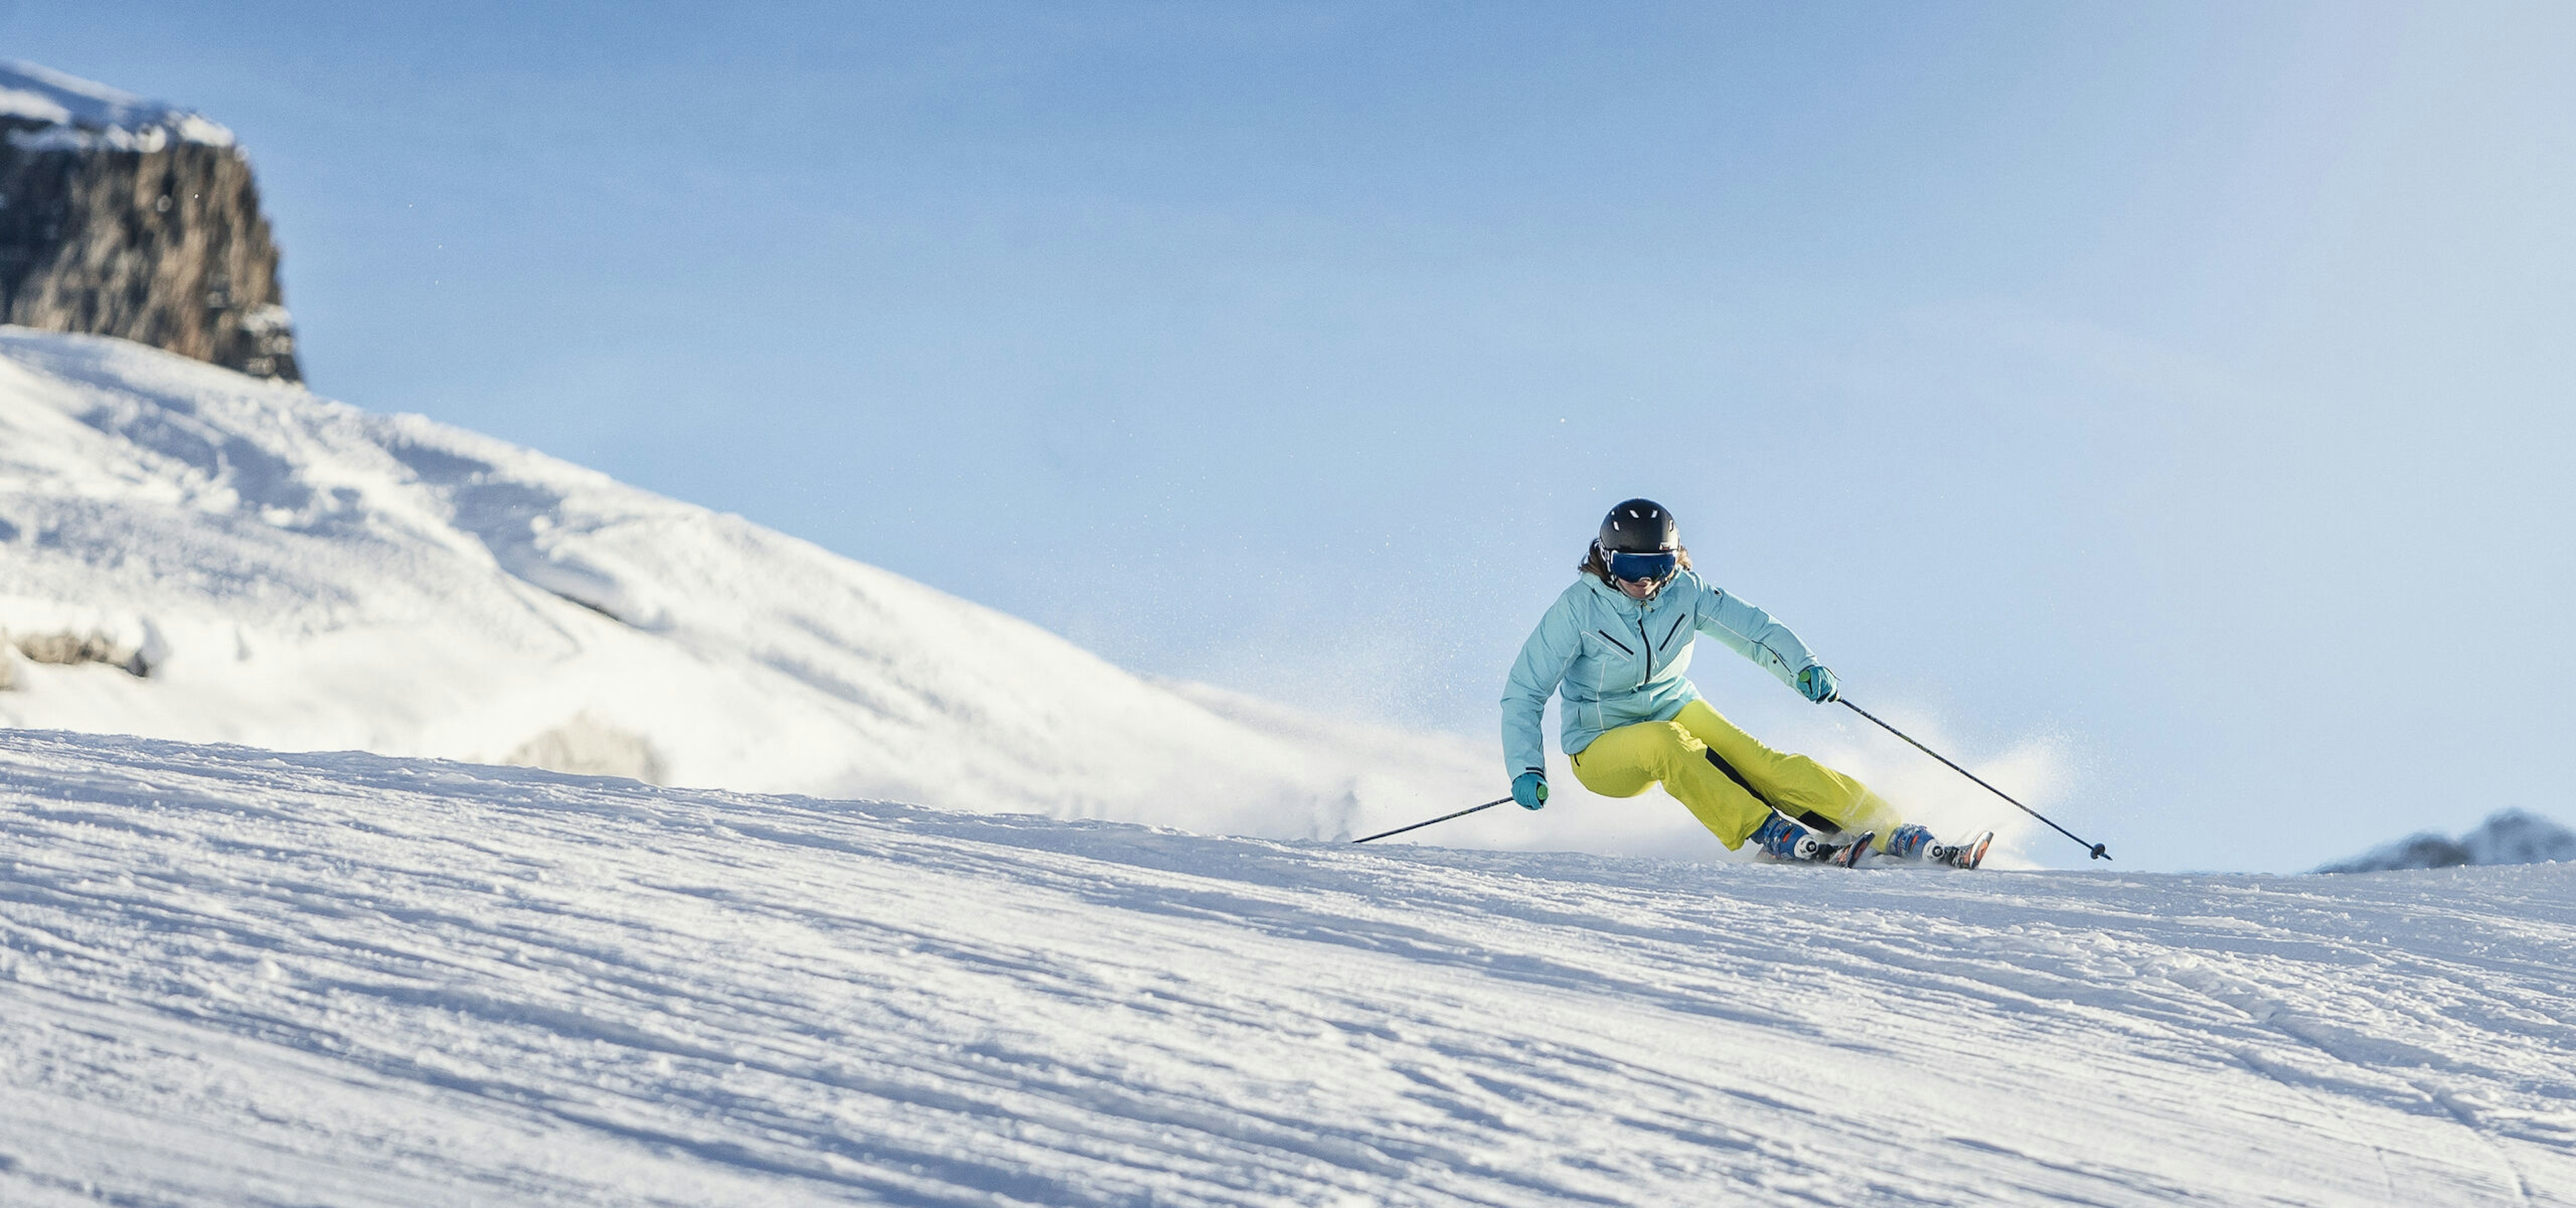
1570, 699, 1902, 850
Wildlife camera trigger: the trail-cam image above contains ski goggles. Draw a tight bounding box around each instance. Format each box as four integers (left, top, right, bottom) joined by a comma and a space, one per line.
1605, 550, 1679, 585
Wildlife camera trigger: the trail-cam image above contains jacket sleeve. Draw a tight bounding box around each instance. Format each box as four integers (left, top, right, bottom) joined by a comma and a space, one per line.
1693, 583, 1821, 693
1501, 593, 1582, 782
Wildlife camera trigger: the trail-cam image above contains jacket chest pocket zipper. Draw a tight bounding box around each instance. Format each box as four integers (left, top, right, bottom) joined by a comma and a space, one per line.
1657, 614, 1688, 652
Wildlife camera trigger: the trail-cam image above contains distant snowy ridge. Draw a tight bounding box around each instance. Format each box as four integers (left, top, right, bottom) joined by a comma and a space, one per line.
0, 328, 1491, 840
2319, 808, 2576, 873
0, 60, 233, 151
3, 728, 2571, 1205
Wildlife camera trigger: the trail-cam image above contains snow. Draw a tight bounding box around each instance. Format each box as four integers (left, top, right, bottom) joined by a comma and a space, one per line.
0, 60, 234, 151
0, 327, 1497, 844
0, 327, 2094, 865
2, 727, 2570, 1205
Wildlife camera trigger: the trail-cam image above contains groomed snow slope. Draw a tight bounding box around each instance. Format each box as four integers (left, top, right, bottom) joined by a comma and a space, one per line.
3, 730, 2569, 1206
0, 328, 1491, 841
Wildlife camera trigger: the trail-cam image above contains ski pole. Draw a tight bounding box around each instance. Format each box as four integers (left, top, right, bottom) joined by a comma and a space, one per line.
1352, 796, 1513, 845
1839, 697, 2111, 861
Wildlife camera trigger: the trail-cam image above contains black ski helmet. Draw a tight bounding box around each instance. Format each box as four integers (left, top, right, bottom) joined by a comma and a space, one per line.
1598, 499, 1678, 554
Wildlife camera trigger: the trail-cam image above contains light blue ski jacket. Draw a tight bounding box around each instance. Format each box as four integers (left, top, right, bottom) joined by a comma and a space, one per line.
1501, 570, 1823, 781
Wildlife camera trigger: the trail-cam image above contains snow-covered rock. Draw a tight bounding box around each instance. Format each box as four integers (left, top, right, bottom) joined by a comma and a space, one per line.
0, 328, 1492, 840
0, 60, 233, 150
0, 62, 297, 381
2319, 808, 2576, 872
1, 728, 2569, 1205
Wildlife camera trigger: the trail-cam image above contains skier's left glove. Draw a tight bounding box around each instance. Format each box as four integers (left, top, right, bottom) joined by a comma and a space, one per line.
1796, 664, 1840, 704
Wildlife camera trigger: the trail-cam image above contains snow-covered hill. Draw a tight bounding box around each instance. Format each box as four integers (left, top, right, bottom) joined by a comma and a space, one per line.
0, 328, 1493, 840
2322, 809, 2576, 873
3, 728, 2569, 1205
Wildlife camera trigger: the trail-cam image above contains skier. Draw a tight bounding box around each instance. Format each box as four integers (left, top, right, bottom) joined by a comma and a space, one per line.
1501, 499, 1982, 866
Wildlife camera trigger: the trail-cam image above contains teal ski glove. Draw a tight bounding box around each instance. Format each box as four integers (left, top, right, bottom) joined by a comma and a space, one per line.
1512, 772, 1550, 811
1796, 664, 1840, 704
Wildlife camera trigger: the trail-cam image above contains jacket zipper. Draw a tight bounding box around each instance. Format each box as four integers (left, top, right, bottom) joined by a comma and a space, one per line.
1594, 630, 1634, 656
1638, 615, 1654, 687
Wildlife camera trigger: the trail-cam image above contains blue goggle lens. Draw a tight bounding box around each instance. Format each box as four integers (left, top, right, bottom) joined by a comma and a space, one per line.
1607, 550, 1678, 583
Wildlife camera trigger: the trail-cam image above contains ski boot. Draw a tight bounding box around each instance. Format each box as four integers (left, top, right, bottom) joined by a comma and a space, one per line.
1885, 823, 1992, 868
1751, 813, 1873, 868
1928, 830, 1994, 870
1886, 823, 1937, 861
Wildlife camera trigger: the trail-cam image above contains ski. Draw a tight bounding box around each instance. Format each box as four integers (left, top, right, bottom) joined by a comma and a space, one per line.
1752, 820, 1876, 868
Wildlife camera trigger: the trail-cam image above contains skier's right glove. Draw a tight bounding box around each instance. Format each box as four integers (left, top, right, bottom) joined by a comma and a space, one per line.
1511, 772, 1550, 811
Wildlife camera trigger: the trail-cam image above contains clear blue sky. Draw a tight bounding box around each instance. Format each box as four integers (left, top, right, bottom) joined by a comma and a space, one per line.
14, 3, 2572, 870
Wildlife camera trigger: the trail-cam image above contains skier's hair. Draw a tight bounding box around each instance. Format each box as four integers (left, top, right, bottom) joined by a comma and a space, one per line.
1580, 540, 1693, 583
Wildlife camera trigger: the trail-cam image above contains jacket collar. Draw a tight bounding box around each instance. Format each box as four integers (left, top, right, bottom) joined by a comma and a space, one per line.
1584, 568, 1705, 613
1580, 571, 1660, 617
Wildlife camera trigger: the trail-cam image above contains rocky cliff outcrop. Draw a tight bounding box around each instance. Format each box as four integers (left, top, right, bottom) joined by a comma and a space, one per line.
0, 61, 298, 381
